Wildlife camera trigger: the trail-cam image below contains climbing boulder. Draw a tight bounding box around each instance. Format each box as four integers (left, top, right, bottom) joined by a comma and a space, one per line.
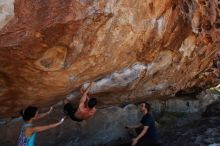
0, 0, 220, 117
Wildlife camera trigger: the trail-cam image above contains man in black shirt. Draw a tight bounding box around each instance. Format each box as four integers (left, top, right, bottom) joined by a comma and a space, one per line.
126, 102, 160, 146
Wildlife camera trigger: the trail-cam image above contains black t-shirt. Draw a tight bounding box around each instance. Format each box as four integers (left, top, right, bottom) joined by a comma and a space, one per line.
140, 113, 159, 142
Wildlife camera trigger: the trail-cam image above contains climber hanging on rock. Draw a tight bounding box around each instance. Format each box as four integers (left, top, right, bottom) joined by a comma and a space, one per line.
63, 82, 97, 122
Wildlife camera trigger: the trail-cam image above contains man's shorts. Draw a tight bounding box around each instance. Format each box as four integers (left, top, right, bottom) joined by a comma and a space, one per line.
64, 102, 83, 122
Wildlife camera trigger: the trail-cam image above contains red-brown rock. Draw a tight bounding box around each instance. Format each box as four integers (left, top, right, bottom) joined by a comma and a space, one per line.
0, 0, 220, 117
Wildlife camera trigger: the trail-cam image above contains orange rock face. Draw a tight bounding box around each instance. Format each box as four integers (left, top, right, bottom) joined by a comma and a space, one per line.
0, 0, 220, 117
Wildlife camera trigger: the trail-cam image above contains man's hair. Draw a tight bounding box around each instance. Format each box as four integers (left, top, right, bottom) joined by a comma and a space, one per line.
21, 106, 38, 121
143, 102, 151, 112
87, 98, 97, 108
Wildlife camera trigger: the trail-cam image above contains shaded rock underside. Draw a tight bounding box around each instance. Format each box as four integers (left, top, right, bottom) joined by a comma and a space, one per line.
0, 0, 220, 117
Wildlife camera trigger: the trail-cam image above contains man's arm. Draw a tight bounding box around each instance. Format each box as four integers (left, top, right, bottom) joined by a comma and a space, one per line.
34, 107, 53, 120
32, 118, 64, 132
80, 87, 89, 99
79, 82, 93, 104
126, 124, 142, 129
132, 126, 149, 146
